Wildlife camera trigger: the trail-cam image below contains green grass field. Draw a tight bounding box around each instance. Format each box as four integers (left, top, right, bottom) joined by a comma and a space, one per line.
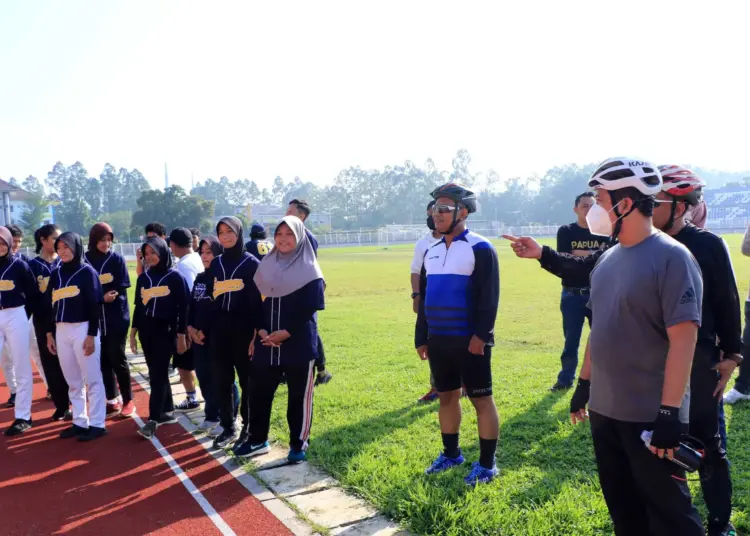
128, 235, 750, 535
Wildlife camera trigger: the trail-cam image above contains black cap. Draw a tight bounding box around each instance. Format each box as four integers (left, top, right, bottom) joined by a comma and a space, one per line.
169, 227, 193, 248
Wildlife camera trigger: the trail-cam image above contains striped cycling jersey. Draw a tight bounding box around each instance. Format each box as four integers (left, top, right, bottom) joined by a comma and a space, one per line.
415, 229, 499, 347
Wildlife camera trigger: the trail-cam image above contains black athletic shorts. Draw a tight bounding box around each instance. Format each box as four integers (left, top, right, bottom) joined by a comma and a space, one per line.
427, 335, 492, 398
172, 346, 195, 371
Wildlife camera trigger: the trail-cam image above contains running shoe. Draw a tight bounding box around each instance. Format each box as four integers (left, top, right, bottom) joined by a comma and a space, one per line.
464, 461, 499, 487
60, 424, 87, 439
213, 429, 238, 449
138, 421, 158, 439
417, 388, 439, 404
120, 401, 136, 418
175, 399, 201, 412
235, 441, 271, 459
106, 402, 123, 415
315, 370, 333, 386
78, 426, 107, 442
425, 452, 465, 475
723, 388, 750, 405
287, 448, 307, 464
4, 418, 32, 436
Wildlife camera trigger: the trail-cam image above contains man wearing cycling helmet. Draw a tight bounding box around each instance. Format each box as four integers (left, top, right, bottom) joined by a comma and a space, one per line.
570, 158, 704, 535
415, 183, 500, 486
508, 164, 738, 535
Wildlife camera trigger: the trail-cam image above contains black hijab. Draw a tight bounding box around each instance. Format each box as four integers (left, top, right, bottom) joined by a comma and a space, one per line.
216, 217, 244, 260
141, 237, 173, 274
56, 232, 84, 273
198, 235, 223, 258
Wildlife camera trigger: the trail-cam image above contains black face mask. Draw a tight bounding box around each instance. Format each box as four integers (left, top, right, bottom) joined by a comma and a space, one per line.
426, 216, 436, 231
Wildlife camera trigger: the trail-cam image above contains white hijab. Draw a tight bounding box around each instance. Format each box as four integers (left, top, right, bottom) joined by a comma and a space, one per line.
253, 216, 324, 298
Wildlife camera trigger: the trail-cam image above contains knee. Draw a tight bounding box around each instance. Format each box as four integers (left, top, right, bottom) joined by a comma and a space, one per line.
470, 395, 497, 413
438, 391, 461, 406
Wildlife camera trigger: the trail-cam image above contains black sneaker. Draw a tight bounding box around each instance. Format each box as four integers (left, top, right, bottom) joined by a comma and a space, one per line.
708, 522, 737, 536
231, 430, 251, 454
213, 429, 238, 449
157, 413, 178, 425
64, 409, 73, 421
52, 408, 70, 421
4, 418, 32, 436
315, 371, 333, 386
234, 441, 271, 459
60, 424, 87, 439
6, 393, 15, 407
137, 421, 158, 439
549, 382, 573, 392
175, 399, 201, 412
78, 426, 107, 442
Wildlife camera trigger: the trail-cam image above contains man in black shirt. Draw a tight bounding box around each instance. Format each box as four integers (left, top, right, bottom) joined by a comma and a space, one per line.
550, 192, 608, 391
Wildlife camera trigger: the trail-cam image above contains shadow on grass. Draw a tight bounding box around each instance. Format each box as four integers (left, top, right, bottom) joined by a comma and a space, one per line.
309, 390, 604, 535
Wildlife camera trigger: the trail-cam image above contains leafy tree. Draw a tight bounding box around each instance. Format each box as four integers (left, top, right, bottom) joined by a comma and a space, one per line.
18, 176, 49, 235
132, 186, 214, 232
99, 211, 133, 241
45, 161, 92, 234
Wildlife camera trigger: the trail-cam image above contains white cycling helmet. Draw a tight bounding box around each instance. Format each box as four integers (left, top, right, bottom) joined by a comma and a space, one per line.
588, 157, 662, 196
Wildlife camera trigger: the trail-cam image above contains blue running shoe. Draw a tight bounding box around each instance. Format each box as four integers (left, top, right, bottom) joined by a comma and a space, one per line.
425, 452, 465, 475
234, 441, 270, 459
464, 461, 498, 486
288, 448, 307, 463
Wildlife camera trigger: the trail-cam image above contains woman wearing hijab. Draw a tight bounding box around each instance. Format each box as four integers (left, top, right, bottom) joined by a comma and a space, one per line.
187, 236, 240, 437
237, 216, 325, 462
206, 216, 263, 450
44, 232, 107, 441
0, 227, 41, 436
85, 222, 134, 417
131, 237, 190, 439
29, 224, 71, 421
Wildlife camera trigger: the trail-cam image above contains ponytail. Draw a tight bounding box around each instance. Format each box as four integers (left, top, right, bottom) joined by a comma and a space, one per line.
35, 224, 61, 255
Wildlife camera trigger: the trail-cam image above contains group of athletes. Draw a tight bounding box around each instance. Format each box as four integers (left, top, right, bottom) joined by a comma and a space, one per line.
412, 162, 744, 535
0, 200, 330, 464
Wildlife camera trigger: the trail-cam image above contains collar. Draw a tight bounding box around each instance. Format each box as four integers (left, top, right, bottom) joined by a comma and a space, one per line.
438, 228, 470, 245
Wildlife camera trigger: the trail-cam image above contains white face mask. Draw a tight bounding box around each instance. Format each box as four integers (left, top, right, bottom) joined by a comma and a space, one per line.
586, 201, 622, 237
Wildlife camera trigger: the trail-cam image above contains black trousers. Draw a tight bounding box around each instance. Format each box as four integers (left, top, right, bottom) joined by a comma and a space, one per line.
33, 317, 69, 412
100, 330, 133, 404
690, 345, 732, 529
210, 313, 253, 434
250, 359, 316, 450
589, 411, 704, 536
734, 301, 750, 394
139, 320, 175, 421
314, 335, 326, 372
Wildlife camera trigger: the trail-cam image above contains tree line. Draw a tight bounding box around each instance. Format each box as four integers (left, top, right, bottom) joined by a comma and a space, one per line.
3, 152, 749, 243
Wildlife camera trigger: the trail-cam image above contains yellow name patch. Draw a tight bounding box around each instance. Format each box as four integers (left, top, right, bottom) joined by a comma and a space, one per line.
214, 278, 245, 299
52, 285, 80, 304
141, 286, 171, 306
0, 280, 16, 292
37, 276, 50, 293
99, 273, 114, 285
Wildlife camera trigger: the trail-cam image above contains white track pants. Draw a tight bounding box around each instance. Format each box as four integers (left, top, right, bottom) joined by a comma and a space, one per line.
56, 322, 105, 429
0, 307, 31, 420
0, 344, 16, 395
28, 320, 47, 387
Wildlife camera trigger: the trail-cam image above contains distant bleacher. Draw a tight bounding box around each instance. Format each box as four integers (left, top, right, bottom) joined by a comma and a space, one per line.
704, 186, 750, 230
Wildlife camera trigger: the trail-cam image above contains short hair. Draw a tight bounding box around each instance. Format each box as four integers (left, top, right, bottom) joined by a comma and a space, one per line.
6, 225, 23, 238
610, 187, 655, 217
426, 200, 436, 211
574, 192, 595, 206
189, 227, 201, 239
145, 222, 167, 237
288, 199, 311, 218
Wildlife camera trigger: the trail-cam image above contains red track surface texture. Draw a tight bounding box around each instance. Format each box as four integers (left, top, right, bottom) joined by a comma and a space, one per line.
0, 368, 292, 536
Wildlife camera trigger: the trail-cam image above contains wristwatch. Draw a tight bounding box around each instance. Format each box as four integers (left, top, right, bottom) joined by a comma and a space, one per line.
726, 353, 744, 365
411, 292, 420, 299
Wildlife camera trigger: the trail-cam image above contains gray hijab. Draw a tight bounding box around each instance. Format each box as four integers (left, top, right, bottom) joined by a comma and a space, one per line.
253, 216, 323, 297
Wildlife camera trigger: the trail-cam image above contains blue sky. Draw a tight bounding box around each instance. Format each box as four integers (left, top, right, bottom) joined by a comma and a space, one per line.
1, 1, 749, 191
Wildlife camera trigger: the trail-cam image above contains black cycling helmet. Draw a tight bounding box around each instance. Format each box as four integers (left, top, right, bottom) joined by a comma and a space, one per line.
430, 183, 477, 214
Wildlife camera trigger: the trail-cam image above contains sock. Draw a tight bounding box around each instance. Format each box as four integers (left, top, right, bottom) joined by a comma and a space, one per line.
107, 398, 118, 405
186, 391, 197, 403
442, 433, 460, 458
479, 438, 497, 469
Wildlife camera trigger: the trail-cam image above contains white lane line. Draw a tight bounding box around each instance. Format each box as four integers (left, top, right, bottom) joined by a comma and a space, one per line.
129, 377, 236, 536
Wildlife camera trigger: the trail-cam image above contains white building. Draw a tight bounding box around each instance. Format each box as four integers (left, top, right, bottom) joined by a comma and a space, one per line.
0, 179, 54, 227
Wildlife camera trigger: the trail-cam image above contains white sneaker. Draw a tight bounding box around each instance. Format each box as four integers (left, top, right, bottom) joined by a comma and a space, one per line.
198, 420, 220, 433
723, 388, 750, 405
207, 424, 224, 438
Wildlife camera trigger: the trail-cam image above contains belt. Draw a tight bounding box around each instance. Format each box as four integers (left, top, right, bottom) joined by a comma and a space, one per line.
563, 287, 590, 296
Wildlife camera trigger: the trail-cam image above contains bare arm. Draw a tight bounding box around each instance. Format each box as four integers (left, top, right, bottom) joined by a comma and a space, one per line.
410, 273, 420, 294
662, 321, 698, 407
579, 335, 592, 380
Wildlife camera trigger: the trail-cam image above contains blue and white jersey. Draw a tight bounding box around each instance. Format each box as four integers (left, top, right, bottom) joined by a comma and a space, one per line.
415, 229, 499, 346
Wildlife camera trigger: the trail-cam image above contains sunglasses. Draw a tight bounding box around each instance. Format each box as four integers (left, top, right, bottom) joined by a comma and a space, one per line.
431, 204, 458, 214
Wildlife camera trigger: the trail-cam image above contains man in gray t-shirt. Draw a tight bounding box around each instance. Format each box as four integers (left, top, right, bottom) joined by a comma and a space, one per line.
568, 157, 704, 536
588, 232, 702, 424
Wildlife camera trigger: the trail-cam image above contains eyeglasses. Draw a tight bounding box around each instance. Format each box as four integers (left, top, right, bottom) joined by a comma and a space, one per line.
431, 204, 457, 214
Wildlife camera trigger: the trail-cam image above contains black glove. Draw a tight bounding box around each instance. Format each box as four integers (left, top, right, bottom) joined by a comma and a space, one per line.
649, 405, 681, 450
569, 378, 590, 414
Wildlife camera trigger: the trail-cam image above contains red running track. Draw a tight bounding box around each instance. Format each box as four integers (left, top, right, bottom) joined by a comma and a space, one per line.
0, 367, 291, 536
